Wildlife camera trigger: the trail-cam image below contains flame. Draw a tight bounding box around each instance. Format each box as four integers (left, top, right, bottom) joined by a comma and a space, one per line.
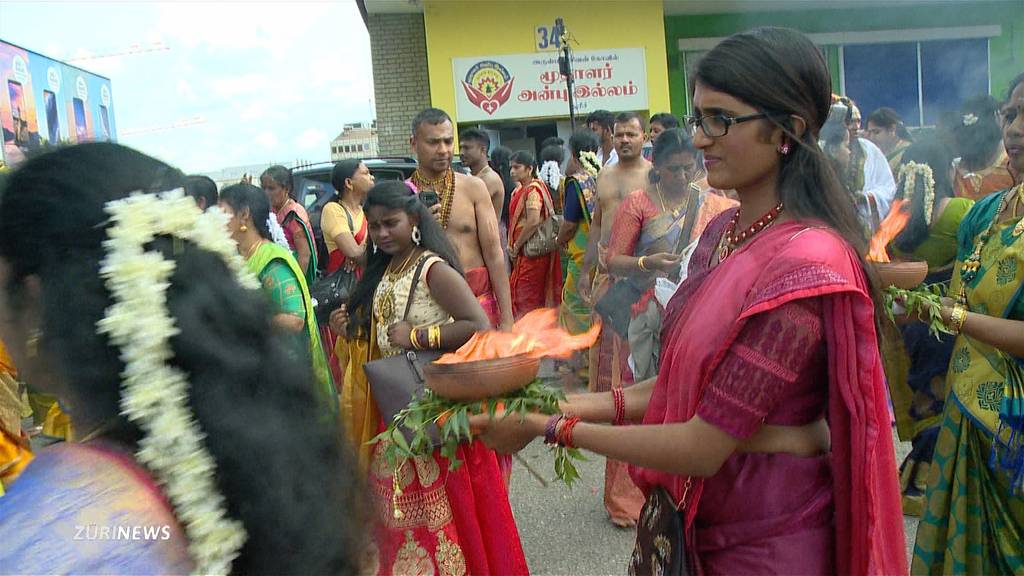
867, 199, 910, 262
436, 309, 601, 364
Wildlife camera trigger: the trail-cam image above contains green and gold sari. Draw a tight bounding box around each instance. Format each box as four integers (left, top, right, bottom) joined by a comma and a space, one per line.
913, 188, 1024, 574
246, 242, 338, 418
558, 174, 596, 335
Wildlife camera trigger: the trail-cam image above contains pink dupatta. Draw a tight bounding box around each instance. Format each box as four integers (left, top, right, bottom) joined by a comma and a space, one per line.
630, 212, 906, 576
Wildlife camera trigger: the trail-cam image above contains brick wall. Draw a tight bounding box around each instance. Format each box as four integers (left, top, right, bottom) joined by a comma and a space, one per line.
368, 13, 431, 157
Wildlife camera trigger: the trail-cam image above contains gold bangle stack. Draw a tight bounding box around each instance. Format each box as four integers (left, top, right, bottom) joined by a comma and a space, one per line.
410, 328, 423, 350
637, 256, 649, 272
948, 305, 968, 335
429, 326, 441, 349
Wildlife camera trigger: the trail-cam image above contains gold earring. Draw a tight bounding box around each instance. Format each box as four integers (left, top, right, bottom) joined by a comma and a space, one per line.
26, 329, 42, 359
240, 224, 249, 232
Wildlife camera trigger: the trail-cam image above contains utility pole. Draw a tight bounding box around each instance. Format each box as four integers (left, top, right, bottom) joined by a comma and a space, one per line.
556, 18, 576, 131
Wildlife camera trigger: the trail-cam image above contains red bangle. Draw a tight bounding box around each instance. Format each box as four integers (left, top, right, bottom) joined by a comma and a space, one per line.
612, 387, 626, 426
558, 416, 581, 448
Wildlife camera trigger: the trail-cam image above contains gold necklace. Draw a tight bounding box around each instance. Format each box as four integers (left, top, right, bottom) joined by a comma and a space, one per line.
376, 249, 422, 327
244, 239, 266, 260
655, 182, 686, 219
386, 249, 419, 278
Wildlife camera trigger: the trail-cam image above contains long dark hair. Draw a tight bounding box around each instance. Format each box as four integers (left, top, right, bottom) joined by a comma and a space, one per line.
893, 141, 955, 254
330, 158, 363, 203
0, 143, 361, 574
694, 27, 883, 321
955, 95, 1002, 169
695, 27, 870, 255
219, 183, 274, 240
490, 145, 514, 226
648, 128, 697, 183
347, 180, 462, 338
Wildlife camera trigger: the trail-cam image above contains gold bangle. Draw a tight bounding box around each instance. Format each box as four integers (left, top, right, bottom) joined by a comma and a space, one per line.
949, 305, 968, 335
410, 328, 422, 349
637, 256, 648, 272
430, 326, 441, 349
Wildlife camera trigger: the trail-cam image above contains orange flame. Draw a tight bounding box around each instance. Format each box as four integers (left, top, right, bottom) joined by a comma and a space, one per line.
436, 309, 601, 364
867, 199, 910, 263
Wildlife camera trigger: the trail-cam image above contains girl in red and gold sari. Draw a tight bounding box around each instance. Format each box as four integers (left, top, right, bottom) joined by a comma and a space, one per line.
472, 28, 906, 575
509, 150, 562, 318
321, 159, 373, 386
332, 181, 528, 575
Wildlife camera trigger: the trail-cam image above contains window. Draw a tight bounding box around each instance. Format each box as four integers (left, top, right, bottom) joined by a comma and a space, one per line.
844, 38, 988, 126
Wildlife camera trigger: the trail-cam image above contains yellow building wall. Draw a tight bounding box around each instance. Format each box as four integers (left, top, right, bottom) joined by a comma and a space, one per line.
423, 0, 671, 124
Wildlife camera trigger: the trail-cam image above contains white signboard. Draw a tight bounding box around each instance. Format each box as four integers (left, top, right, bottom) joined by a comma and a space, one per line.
453, 48, 648, 123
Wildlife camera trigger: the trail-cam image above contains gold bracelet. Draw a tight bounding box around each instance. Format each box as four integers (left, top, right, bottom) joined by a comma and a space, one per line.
949, 305, 968, 335
637, 256, 648, 272
430, 325, 441, 349
410, 328, 422, 350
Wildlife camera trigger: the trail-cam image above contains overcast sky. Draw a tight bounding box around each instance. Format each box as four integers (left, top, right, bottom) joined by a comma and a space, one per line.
0, 0, 374, 172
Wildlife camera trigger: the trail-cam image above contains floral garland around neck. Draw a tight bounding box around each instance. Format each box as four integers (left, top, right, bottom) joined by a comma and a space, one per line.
579, 151, 601, 178
96, 189, 255, 574
539, 160, 562, 192
898, 161, 937, 225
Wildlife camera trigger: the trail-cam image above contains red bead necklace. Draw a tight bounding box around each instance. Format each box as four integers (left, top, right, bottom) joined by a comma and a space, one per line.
718, 202, 784, 262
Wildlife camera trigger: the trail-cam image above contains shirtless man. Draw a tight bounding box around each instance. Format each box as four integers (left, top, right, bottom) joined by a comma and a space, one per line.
409, 108, 514, 331
582, 111, 651, 297
458, 128, 505, 224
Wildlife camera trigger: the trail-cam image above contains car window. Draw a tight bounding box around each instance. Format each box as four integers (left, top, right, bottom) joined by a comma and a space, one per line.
369, 168, 406, 182
295, 173, 335, 209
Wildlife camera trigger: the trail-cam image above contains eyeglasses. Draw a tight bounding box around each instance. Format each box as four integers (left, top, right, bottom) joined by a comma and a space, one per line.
684, 112, 773, 138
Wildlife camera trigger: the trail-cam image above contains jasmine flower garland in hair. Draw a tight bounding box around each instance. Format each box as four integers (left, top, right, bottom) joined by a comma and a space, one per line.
579, 151, 601, 178
539, 160, 562, 192
97, 189, 252, 575
898, 161, 936, 225
266, 214, 291, 251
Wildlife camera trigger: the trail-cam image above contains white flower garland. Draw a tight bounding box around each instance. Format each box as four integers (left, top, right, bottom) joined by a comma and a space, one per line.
266, 213, 291, 250
96, 188, 255, 575
539, 160, 562, 192
962, 113, 979, 127
579, 151, 601, 178
898, 161, 937, 225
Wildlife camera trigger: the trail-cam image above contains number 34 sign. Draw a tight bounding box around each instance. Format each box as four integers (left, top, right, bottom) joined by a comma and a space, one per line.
535, 19, 564, 52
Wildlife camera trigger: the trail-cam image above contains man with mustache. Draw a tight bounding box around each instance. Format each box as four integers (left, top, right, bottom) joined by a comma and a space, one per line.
408, 108, 513, 332
582, 110, 651, 527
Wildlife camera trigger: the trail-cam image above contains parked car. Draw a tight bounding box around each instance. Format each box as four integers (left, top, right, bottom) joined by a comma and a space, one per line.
293, 157, 468, 274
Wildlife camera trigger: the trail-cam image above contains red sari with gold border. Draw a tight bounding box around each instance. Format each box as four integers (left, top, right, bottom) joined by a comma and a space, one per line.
508, 180, 562, 319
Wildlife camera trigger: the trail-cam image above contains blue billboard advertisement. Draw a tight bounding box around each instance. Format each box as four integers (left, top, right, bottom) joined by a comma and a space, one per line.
1, 39, 115, 168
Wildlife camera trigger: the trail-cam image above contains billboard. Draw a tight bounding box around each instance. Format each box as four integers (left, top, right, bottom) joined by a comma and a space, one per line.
1, 39, 116, 168
453, 48, 648, 123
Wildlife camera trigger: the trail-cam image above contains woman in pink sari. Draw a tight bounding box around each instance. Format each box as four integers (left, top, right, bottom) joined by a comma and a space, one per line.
472, 27, 906, 575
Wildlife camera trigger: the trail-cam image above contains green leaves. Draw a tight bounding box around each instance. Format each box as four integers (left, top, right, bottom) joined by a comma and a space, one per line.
884, 283, 953, 340
368, 379, 585, 487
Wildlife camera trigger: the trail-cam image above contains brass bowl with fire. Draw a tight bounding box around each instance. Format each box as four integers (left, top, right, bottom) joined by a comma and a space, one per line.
424, 354, 542, 401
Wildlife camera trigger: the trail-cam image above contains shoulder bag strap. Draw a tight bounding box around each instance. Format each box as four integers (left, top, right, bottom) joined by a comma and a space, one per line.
402, 255, 432, 321
337, 202, 355, 231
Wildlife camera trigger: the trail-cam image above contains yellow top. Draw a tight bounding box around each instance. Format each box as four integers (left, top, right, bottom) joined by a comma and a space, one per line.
321, 202, 365, 253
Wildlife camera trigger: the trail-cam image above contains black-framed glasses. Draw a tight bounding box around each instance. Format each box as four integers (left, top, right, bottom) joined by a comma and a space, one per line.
684, 112, 772, 138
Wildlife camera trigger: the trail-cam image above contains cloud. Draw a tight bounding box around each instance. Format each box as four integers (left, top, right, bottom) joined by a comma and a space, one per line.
210, 73, 268, 99
254, 131, 279, 150
294, 128, 327, 151
176, 79, 197, 102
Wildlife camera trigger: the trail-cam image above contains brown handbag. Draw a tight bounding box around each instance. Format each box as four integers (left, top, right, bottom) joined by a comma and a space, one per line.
363, 256, 443, 446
